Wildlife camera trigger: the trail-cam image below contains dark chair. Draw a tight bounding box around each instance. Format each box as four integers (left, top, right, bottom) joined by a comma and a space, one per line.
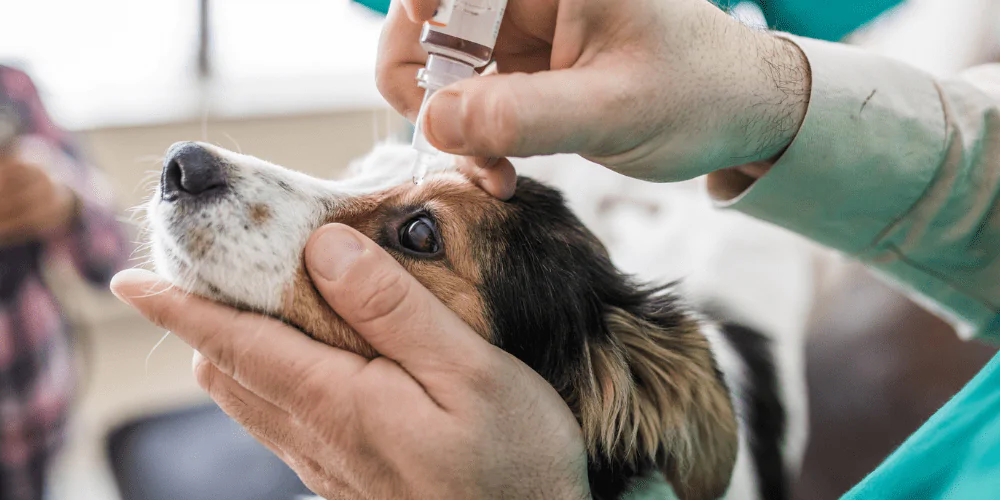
792, 265, 999, 500
107, 403, 314, 500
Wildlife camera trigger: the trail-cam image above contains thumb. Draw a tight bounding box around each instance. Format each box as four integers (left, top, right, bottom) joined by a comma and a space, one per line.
422, 67, 619, 159
304, 223, 494, 387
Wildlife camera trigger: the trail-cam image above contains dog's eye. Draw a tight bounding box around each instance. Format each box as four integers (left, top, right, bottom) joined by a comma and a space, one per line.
399, 216, 440, 255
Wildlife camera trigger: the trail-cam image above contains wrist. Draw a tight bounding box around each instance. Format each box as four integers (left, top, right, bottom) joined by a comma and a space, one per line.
739, 32, 811, 165
707, 33, 810, 201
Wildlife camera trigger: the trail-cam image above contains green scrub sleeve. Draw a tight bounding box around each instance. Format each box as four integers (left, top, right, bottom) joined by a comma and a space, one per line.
716, 35, 1000, 342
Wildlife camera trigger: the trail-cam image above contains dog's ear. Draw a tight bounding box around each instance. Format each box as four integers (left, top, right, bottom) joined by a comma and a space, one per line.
578, 295, 739, 500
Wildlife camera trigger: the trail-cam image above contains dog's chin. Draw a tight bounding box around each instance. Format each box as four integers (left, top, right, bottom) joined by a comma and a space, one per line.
160, 262, 294, 327
155, 259, 230, 307
154, 240, 371, 356
150, 234, 282, 319
150, 200, 306, 316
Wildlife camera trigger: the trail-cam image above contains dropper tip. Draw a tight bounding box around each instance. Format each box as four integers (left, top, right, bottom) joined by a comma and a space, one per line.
412, 151, 433, 185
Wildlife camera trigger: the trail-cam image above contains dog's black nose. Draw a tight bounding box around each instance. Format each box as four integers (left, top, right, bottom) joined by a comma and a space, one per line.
161, 142, 226, 201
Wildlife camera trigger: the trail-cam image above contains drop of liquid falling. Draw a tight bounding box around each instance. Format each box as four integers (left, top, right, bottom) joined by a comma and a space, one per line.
412, 152, 433, 185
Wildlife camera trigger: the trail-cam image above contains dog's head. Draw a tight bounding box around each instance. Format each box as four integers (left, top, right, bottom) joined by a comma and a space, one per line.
147, 141, 737, 499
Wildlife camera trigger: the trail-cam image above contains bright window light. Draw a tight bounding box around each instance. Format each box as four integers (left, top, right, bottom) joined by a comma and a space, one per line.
211, 0, 384, 80
0, 0, 387, 129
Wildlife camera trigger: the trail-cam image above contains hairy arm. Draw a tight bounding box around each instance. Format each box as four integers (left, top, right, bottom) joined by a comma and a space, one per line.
710, 36, 1000, 341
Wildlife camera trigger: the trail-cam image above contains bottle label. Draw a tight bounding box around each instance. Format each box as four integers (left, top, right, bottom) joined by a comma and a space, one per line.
429, 0, 505, 49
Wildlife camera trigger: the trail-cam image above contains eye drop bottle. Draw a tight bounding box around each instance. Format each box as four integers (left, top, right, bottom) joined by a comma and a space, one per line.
410, 0, 507, 184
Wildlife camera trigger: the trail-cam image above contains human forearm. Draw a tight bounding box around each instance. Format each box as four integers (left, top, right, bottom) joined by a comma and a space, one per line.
712, 36, 1000, 340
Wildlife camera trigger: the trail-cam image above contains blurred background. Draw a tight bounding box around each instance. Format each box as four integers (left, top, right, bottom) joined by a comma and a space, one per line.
1, 1, 998, 500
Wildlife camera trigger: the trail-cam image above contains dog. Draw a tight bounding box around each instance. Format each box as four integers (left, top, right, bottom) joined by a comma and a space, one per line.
146, 141, 808, 500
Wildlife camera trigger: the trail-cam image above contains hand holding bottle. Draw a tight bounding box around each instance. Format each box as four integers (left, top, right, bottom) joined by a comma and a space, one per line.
377, 0, 811, 199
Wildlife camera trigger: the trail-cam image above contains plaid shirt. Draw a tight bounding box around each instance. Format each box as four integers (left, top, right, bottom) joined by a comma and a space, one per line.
0, 66, 129, 499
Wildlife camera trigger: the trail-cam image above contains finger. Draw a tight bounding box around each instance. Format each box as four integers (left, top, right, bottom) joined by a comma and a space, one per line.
376, 0, 430, 122
303, 224, 494, 399
196, 353, 370, 498
455, 156, 517, 200
399, 0, 439, 22
110, 268, 367, 413
192, 352, 300, 458
420, 66, 624, 159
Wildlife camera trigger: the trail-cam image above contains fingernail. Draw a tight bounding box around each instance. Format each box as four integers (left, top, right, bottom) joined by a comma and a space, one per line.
309, 225, 366, 281
192, 350, 206, 371
109, 268, 164, 305
425, 91, 463, 150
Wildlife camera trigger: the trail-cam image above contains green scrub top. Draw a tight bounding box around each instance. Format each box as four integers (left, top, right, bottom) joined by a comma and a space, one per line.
734, 0, 904, 41
842, 352, 1000, 499
714, 33, 1000, 500
352, 0, 904, 42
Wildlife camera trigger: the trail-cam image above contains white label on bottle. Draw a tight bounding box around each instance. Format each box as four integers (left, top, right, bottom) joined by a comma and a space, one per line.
431, 0, 456, 26
430, 0, 506, 49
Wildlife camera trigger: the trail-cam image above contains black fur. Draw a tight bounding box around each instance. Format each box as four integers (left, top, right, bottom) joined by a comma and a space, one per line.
720, 323, 788, 500
477, 177, 702, 499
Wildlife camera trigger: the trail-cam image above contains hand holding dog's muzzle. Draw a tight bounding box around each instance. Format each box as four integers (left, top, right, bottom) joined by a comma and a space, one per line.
110, 224, 592, 500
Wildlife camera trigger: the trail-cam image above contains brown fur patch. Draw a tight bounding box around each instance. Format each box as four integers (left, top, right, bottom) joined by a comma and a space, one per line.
185, 227, 213, 260
249, 203, 271, 225
582, 309, 738, 500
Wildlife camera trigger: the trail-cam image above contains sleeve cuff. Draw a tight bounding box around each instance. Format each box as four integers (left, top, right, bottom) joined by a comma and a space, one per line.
718, 35, 948, 255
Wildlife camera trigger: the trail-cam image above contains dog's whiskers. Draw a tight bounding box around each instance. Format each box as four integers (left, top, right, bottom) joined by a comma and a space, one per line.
145, 330, 173, 375
220, 132, 243, 154
132, 278, 177, 299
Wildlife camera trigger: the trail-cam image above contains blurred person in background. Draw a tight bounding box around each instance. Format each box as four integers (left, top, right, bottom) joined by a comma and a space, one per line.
0, 65, 129, 500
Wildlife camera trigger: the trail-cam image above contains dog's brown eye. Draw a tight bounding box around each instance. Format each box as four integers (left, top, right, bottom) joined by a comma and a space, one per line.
399, 216, 440, 255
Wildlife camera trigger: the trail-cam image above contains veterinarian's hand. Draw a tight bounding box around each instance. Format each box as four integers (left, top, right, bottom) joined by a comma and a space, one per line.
110, 224, 591, 500
0, 154, 77, 245
377, 0, 810, 197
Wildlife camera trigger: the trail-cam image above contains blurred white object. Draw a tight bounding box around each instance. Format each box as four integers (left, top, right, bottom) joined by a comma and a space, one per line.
730, 1, 769, 30
849, 0, 1000, 76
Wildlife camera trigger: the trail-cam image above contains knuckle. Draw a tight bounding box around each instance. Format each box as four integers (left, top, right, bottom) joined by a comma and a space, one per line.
375, 67, 397, 100
192, 354, 217, 391
134, 284, 184, 330
193, 358, 253, 428
351, 358, 395, 407
138, 291, 180, 330
353, 268, 411, 325
193, 316, 239, 377
466, 83, 521, 155
373, 62, 391, 94
373, 63, 420, 121
143, 304, 171, 331
292, 361, 346, 429
227, 311, 276, 379
373, 64, 400, 106
459, 350, 504, 396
